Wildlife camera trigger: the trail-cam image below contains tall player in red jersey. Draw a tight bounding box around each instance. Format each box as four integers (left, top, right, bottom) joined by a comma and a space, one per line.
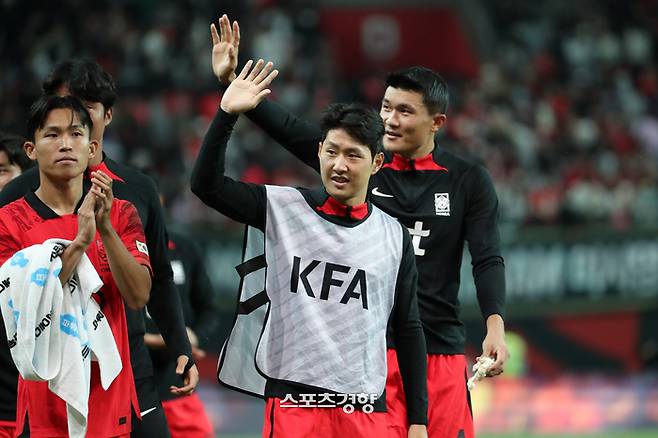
0, 95, 152, 437
212, 14, 509, 438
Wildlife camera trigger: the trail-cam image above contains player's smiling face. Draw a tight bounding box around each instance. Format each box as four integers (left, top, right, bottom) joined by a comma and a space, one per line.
379, 87, 445, 159
318, 128, 383, 206
25, 108, 97, 181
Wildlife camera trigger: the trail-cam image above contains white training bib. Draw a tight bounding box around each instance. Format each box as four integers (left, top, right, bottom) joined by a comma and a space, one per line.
256, 186, 403, 396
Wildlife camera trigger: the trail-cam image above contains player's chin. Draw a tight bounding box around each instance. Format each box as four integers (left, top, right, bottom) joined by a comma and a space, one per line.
48, 168, 84, 180
383, 138, 411, 154
326, 185, 351, 203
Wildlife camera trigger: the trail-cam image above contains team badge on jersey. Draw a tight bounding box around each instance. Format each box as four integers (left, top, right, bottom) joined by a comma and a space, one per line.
434, 193, 450, 216
136, 240, 149, 255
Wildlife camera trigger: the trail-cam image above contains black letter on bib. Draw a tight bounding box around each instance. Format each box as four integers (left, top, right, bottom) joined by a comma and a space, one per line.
320, 263, 349, 300
290, 256, 320, 297
341, 269, 368, 309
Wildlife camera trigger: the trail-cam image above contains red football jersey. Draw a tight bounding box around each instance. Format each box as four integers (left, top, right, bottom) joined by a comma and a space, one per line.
0, 191, 151, 437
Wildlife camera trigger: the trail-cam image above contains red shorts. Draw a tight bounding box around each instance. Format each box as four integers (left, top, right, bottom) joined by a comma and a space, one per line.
386, 349, 473, 438
0, 421, 15, 438
162, 394, 214, 438
262, 397, 387, 438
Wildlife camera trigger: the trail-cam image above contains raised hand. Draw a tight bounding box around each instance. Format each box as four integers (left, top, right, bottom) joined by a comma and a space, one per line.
220, 59, 279, 115
211, 14, 240, 85
89, 170, 114, 234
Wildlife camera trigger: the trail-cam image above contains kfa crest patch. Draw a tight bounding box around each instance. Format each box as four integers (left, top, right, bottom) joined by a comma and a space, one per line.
434, 193, 450, 216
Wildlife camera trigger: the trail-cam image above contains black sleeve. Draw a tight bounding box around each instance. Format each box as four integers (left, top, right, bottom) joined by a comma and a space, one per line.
245, 99, 322, 173
188, 240, 218, 350
391, 227, 428, 425
190, 108, 267, 230
141, 176, 193, 360
0, 167, 39, 206
463, 164, 506, 321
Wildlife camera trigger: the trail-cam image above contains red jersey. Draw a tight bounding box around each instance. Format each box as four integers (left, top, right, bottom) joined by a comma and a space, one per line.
0, 191, 151, 438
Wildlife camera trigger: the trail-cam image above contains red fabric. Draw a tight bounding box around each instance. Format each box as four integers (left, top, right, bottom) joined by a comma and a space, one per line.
0, 197, 149, 437
315, 196, 369, 220
386, 349, 473, 438
87, 161, 125, 183
0, 423, 14, 438
550, 313, 642, 372
162, 394, 214, 438
382, 153, 448, 172
320, 8, 479, 79
262, 397, 387, 438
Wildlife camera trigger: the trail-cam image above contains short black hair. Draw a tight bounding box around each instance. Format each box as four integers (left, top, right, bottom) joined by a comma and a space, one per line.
320, 103, 384, 158
27, 95, 94, 141
42, 58, 117, 109
385, 66, 449, 114
0, 131, 32, 171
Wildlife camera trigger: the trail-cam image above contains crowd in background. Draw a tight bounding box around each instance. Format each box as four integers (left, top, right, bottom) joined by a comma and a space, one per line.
1, 0, 657, 230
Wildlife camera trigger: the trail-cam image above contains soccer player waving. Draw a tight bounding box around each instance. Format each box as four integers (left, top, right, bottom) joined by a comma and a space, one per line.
191, 59, 428, 438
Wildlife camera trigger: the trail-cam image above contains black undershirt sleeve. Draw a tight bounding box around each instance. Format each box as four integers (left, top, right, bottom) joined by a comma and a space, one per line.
245, 99, 322, 173
391, 227, 428, 425
191, 108, 267, 230
463, 164, 506, 321
188, 240, 219, 349
141, 177, 193, 361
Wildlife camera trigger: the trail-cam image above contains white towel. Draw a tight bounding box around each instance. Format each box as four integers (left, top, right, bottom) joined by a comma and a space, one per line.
0, 239, 122, 438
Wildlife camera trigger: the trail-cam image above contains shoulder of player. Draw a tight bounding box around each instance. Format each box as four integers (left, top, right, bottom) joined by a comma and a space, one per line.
371, 204, 408, 232
110, 198, 141, 218
435, 148, 477, 171
104, 158, 159, 198
0, 197, 29, 220
439, 149, 492, 184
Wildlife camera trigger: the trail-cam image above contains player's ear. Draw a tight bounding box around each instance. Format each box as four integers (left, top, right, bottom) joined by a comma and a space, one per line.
317, 141, 323, 159
371, 151, 384, 175
88, 139, 99, 160
104, 107, 113, 127
431, 112, 447, 133
23, 141, 37, 161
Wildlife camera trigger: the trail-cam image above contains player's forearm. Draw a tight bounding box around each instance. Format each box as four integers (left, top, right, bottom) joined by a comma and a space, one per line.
190, 108, 238, 200
392, 235, 428, 424
58, 239, 88, 285
99, 227, 151, 308
144, 333, 166, 350
474, 261, 506, 320
395, 325, 428, 425
191, 108, 267, 228
148, 278, 193, 358
486, 313, 506, 338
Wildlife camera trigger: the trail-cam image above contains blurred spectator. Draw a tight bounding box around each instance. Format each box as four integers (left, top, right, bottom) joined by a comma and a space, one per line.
1, 0, 656, 230
0, 132, 33, 191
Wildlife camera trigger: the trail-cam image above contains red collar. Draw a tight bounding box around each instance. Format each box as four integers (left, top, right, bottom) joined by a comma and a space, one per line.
86, 160, 125, 182
382, 153, 448, 172
316, 196, 369, 220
